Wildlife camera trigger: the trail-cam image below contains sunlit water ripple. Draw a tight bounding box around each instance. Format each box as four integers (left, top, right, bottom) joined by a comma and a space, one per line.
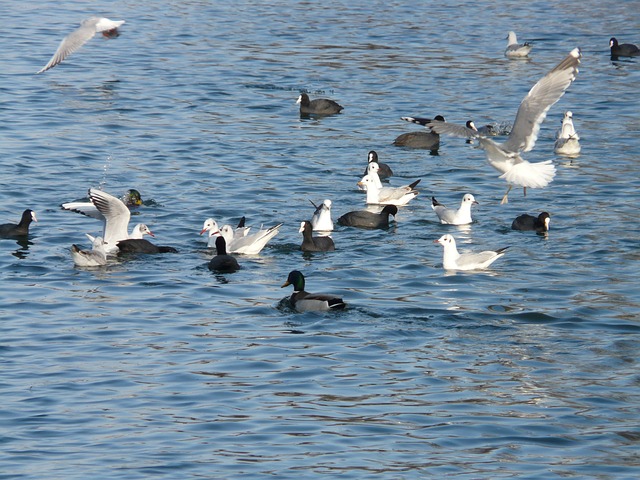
1, 1, 639, 478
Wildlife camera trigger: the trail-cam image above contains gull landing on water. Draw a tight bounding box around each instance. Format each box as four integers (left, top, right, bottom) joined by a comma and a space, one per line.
64, 188, 153, 253
37, 17, 125, 74
428, 48, 581, 204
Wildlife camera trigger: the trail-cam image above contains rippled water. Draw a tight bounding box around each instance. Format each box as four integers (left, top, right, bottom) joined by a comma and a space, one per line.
1, 1, 639, 478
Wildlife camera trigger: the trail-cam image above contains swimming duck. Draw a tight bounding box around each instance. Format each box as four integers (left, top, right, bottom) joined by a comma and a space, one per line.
337, 204, 398, 229
281, 270, 346, 312
511, 212, 550, 233
296, 93, 344, 115
116, 238, 178, 254
362, 150, 393, 179
208, 236, 240, 273
393, 115, 445, 150
299, 221, 335, 252
609, 37, 640, 58
0, 209, 37, 238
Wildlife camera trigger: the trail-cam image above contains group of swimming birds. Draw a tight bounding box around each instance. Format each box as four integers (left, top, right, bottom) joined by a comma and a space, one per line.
2, 18, 637, 311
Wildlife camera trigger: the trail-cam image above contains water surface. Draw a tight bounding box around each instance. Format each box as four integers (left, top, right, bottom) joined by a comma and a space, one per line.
1, 1, 639, 478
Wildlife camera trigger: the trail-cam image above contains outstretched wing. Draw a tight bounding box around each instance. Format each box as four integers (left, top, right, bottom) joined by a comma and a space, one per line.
503, 48, 581, 153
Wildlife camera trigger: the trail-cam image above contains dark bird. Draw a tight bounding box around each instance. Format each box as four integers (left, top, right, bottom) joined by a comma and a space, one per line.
363, 150, 393, 179
116, 238, 178, 254
609, 37, 640, 58
393, 115, 445, 150
299, 221, 335, 252
208, 236, 240, 273
0, 209, 37, 238
511, 212, 550, 233
281, 270, 346, 312
337, 205, 398, 229
296, 93, 344, 116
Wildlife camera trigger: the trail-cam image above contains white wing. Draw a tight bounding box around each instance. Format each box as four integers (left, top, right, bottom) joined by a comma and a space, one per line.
503, 48, 581, 153
37, 20, 99, 73
88, 188, 131, 248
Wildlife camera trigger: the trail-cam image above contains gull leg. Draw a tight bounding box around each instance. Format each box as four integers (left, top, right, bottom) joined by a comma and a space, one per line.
523, 186, 527, 197
501, 185, 512, 205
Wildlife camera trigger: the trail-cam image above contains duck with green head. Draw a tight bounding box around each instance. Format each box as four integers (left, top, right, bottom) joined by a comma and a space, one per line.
281, 270, 346, 312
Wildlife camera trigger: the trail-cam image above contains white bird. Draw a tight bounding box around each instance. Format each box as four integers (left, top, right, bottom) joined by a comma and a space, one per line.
357, 174, 420, 206
358, 162, 383, 191
431, 194, 478, 225
201, 218, 282, 254
200, 218, 248, 247
36, 17, 125, 73
310, 199, 334, 232
71, 235, 107, 267
435, 234, 508, 271
62, 189, 143, 219
505, 31, 532, 58
200, 218, 222, 247
219, 222, 282, 254
428, 48, 581, 204
554, 111, 581, 157
65, 188, 153, 253
37, 17, 125, 74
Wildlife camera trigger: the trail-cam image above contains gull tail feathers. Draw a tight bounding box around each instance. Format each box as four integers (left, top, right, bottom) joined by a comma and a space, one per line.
500, 160, 556, 188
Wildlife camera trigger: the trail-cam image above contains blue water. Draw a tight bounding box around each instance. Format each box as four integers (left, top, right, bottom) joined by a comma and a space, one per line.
1, 1, 639, 478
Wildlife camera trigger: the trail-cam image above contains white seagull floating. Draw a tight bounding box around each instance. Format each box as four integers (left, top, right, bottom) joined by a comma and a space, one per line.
358, 162, 420, 205
310, 199, 334, 232
435, 234, 508, 271
200, 218, 282, 255
431, 193, 478, 225
219, 223, 282, 255
505, 31, 532, 58
357, 174, 420, 206
37, 17, 125, 74
358, 161, 384, 191
428, 48, 581, 204
64, 188, 153, 253
554, 111, 581, 157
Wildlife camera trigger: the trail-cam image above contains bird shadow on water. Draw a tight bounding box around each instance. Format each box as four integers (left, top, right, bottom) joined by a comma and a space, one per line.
9, 238, 33, 259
